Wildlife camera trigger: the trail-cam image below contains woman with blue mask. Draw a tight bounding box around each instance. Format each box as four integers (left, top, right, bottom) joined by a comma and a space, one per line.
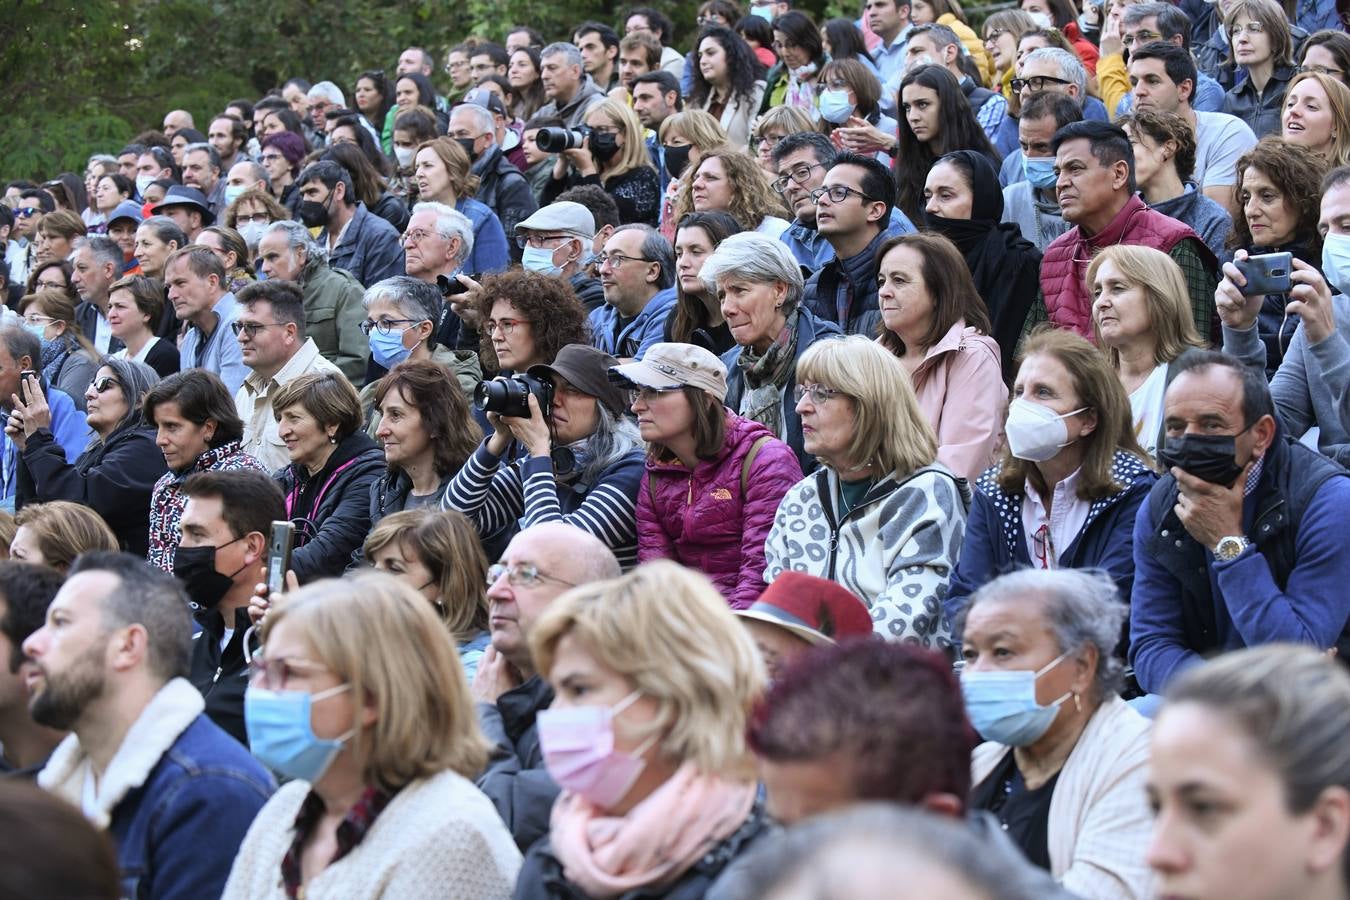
17, 290, 98, 412
957, 567, 1155, 897
816, 58, 898, 165
224, 572, 522, 898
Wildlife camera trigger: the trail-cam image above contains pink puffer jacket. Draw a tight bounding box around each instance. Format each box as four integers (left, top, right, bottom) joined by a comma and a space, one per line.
636, 411, 804, 608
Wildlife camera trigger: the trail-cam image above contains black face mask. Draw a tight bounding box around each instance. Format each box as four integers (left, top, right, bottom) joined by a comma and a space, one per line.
663, 143, 692, 180
174, 537, 247, 611
298, 199, 330, 229
590, 133, 620, 164
1156, 431, 1249, 486
455, 136, 479, 163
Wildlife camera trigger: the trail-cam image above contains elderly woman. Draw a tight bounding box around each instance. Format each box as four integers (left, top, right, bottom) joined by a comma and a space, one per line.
921, 150, 1042, 375
10, 500, 118, 572
752, 106, 816, 176
1281, 70, 1350, 168
446, 343, 645, 568
224, 574, 522, 898
108, 275, 179, 377
706, 232, 841, 473
945, 328, 1156, 622
362, 508, 492, 679
764, 336, 971, 647
961, 568, 1155, 898
875, 233, 1006, 481
366, 359, 480, 533
1221, 0, 1298, 138
515, 561, 772, 898
1148, 645, 1350, 900
1091, 245, 1208, 459
612, 342, 802, 608
656, 110, 729, 239
665, 211, 740, 354
543, 99, 660, 226
413, 137, 510, 275
17, 290, 98, 410
15, 358, 165, 556
677, 148, 792, 237
271, 371, 383, 583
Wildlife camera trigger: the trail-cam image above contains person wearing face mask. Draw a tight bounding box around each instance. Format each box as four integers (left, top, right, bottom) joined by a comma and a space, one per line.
450, 93, 539, 258
1130, 349, 1350, 698
513, 202, 605, 310
515, 560, 773, 899
1001, 92, 1078, 252
293, 161, 405, 290
543, 99, 661, 226
222, 188, 288, 259
816, 58, 903, 164
178, 470, 286, 745
224, 573, 522, 898
960, 568, 1156, 896
16, 290, 99, 412
946, 329, 1156, 626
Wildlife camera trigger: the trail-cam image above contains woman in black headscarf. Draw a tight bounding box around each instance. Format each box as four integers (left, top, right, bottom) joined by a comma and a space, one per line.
922, 149, 1041, 376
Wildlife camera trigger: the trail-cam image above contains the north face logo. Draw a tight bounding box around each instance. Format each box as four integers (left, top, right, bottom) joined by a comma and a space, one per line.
710, 488, 732, 500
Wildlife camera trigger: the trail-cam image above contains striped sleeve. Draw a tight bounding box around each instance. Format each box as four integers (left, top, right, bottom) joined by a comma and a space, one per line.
443, 441, 525, 537
519, 455, 641, 569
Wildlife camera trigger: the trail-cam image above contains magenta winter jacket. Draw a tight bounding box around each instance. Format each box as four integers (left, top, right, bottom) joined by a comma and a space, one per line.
636, 412, 803, 608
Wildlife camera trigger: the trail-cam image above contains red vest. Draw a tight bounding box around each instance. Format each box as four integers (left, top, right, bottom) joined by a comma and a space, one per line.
1040, 194, 1207, 339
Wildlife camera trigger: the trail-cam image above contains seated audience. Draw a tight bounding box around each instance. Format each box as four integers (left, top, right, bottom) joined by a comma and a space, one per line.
731, 570, 874, 682
589, 224, 678, 360
1220, 0, 1299, 138
107, 275, 179, 377
1281, 70, 1350, 168
677, 147, 792, 238
10, 501, 117, 573
664, 211, 741, 354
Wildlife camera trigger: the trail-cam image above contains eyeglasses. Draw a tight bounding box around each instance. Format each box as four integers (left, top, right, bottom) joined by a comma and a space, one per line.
259, 153, 284, 164
247, 654, 332, 690
1299, 63, 1346, 77
809, 185, 877, 204
22, 314, 55, 326
773, 162, 826, 193
696, 13, 725, 24
1120, 29, 1163, 47
486, 562, 577, 589
1230, 21, 1266, 35
596, 252, 653, 269
984, 28, 1008, 44
359, 317, 419, 335
91, 376, 120, 394
794, 383, 847, 404
1010, 75, 1073, 92
824, 78, 850, 90
516, 233, 574, 250
757, 132, 788, 148
34, 279, 66, 291
230, 321, 288, 338
1032, 524, 1056, 569
235, 212, 270, 225
401, 228, 440, 246
627, 385, 682, 404
484, 318, 523, 336
14, 208, 39, 219
590, 124, 621, 136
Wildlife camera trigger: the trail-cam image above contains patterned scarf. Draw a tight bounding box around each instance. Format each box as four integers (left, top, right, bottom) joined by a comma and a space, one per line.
737, 308, 799, 439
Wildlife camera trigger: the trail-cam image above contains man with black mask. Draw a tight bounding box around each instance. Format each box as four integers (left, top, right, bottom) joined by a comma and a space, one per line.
1129, 349, 1350, 704
176, 469, 286, 745
295, 160, 404, 288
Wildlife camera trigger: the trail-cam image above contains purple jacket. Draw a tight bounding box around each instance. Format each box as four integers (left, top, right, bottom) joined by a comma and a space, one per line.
636, 412, 803, 608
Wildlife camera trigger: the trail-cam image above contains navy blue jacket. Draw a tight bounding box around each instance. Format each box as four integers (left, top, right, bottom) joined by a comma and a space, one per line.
323, 201, 406, 288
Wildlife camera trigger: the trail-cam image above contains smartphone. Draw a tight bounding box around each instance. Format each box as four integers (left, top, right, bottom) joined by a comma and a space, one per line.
1235, 251, 1293, 296
18, 369, 34, 403
266, 521, 295, 596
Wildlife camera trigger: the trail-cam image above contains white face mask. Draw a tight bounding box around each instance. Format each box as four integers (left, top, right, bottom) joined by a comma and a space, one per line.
1004, 398, 1087, 462
1322, 231, 1350, 296
1027, 10, 1054, 27
394, 146, 415, 168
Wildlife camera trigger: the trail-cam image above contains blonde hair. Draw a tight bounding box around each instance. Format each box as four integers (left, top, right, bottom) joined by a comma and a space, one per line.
529, 561, 765, 776
1088, 245, 1205, 367
795, 336, 939, 478
1285, 71, 1350, 168
13, 502, 118, 572
674, 146, 790, 230
754, 105, 817, 141
362, 508, 490, 646
262, 572, 490, 790
657, 109, 729, 151
589, 98, 655, 179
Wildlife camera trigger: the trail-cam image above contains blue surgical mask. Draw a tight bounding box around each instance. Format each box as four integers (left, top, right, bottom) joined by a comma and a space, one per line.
521, 244, 562, 275
751, 4, 774, 20
223, 184, 246, 208
244, 683, 355, 782
369, 326, 413, 369
1322, 231, 1350, 296
1023, 155, 1058, 190
818, 89, 855, 125
23, 322, 48, 342
961, 652, 1072, 746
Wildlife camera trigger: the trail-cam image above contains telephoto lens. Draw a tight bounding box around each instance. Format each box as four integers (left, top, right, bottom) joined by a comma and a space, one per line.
473, 374, 554, 418
535, 127, 587, 153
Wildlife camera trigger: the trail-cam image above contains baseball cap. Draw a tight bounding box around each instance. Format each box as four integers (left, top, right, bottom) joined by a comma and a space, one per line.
462, 87, 508, 118
106, 200, 145, 228
734, 571, 874, 646
527, 344, 627, 417
515, 201, 596, 241
608, 342, 728, 402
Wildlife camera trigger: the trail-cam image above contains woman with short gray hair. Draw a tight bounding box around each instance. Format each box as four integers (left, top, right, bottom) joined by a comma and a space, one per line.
957, 567, 1155, 898
703, 232, 841, 473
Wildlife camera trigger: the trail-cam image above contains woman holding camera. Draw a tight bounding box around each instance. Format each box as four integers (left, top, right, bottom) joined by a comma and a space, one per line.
444, 343, 646, 568
541, 99, 660, 227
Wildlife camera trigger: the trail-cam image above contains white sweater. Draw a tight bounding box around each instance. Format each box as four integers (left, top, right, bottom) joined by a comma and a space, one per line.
222, 769, 522, 900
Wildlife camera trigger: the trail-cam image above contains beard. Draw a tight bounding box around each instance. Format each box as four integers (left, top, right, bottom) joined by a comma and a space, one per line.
29, 646, 106, 731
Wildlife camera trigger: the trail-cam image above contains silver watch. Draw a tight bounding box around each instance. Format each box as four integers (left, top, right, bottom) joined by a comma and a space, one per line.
1214, 535, 1250, 561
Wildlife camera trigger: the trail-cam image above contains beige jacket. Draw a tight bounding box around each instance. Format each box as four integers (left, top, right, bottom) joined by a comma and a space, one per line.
234, 338, 343, 474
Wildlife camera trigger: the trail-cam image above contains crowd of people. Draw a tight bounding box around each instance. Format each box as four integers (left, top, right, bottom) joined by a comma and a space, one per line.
0, 0, 1349, 897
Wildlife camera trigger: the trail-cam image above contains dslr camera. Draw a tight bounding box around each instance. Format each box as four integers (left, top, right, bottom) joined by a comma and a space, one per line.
536, 125, 589, 153
474, 373, 554, 419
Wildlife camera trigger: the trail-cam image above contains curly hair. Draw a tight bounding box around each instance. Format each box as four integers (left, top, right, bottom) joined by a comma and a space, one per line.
372, 359, 480, 478
476, 270, 590, 373
674, 146, 790, 230
1229, 136, 1330, 253
689, 24, 765, 110
1119, 108, 1198, 184
895, 65, 999, 224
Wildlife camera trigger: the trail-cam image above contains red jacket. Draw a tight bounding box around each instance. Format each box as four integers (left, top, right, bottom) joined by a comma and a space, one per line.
636, 412, 803, 608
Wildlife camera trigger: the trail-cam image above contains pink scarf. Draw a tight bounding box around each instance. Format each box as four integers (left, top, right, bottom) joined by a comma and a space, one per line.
549, 763, 757, 898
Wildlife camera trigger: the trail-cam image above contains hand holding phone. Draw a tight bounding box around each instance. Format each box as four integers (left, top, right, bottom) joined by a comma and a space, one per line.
1234, 251, 1294, 296
266, 521, 295, 596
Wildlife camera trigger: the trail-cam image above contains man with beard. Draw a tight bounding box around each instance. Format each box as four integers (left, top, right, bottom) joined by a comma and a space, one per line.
0, 562, 66, 776
24, 552, 273, 896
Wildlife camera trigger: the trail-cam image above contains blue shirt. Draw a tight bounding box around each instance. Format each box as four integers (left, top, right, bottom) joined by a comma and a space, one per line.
873, 26, 914, 116
588, 287, 677, 360
456, 198, 510, 276
0, 386, 91, 508
179, 291, 249, 394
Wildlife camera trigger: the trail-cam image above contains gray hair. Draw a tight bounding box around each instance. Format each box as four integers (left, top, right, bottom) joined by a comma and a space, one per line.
88, 153, 119, 169
69, 552, 191, 682
308, 81, 346, 106
263, 219, 326, 265
73, 235, 124, 271
362, 276, 441, 331
699, 232, 804, 310
960, 568, 1125, 701
183, 142, 221, 173
0, 325, 40, 371
450, 103, 496, 136
412, 201, 474, 266
231, 160, 272, 190
1123, 1, 1191, 42
1024, 47, 1087, 100
578, 403, 644, 487
912, 22, 962, 53
96, 356, 161, 439
542, 42, 584, 68
612, 224, 675, 291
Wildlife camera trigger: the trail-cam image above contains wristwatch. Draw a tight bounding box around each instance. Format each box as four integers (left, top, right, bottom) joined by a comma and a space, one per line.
1214, 535, 1250, 561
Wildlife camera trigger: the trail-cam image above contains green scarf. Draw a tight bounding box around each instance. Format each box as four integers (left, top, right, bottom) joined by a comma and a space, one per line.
737, 308, 799, 439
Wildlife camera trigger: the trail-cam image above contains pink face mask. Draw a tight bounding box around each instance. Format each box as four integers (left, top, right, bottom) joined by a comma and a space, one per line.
537, 690, 659, 809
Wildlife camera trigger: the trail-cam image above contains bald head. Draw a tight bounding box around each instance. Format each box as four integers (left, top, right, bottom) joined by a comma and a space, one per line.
162, 109, 195, 137
526, 522, 620, 584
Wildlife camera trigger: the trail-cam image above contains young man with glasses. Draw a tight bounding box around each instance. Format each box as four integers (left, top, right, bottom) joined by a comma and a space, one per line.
472, 521, 621, 851
1097, 2, 1228, 118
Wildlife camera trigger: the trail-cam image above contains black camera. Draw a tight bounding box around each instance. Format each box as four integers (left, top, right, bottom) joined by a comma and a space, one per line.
474, 374, 554, 418
536, 126, 588, 153
437, 273, 482, 298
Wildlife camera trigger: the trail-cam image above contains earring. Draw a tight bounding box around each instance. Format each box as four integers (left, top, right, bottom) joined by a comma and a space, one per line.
328, 434, 336, 444
1073, 692, 1082, 713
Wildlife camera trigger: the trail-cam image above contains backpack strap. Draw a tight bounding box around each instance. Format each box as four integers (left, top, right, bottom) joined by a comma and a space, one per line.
741, 435, 772, 496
